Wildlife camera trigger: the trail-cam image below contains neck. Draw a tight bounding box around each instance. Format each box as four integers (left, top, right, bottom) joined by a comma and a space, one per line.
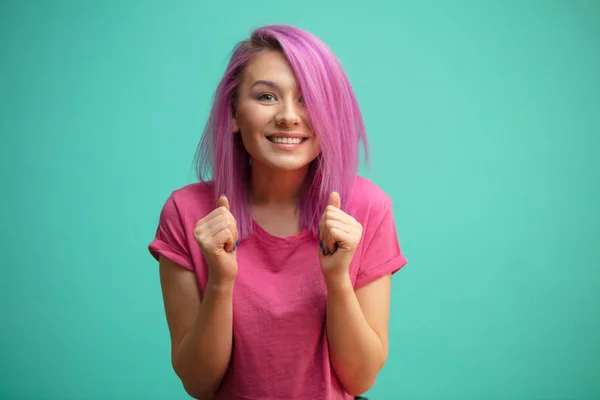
249, 161, 309, 206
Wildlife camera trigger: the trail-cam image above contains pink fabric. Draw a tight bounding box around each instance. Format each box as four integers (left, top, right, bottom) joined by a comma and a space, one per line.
148, 176, 407, 399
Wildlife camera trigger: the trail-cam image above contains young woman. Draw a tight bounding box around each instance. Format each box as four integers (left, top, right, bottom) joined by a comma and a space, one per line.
149, 24, 408, 400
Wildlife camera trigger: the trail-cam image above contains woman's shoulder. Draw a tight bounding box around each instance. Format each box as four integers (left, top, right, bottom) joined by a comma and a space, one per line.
170, 180, 214, 198
163, 180, 216, 214
350, 176, 393, 208
346, 176, 396, 225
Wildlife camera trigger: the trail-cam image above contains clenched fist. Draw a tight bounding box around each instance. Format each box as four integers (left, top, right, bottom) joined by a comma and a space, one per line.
194, 194, 239, 284
318, 191, 363, 282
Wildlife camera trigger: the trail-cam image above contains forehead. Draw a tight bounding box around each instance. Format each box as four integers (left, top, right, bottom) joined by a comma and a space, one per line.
242, 50, 299, 89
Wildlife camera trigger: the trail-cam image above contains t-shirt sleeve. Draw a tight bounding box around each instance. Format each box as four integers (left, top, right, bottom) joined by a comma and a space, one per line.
354, 195, 407, 289
148, 193, 194, 270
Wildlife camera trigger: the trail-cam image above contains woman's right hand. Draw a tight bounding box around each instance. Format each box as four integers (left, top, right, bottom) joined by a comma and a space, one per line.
194, 195, 239, 284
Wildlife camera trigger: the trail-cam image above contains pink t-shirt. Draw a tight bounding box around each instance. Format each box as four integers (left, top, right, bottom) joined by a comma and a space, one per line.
148, 176, 408, 399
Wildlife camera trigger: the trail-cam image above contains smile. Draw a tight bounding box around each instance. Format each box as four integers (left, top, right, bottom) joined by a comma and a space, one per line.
267, 137, 307, 144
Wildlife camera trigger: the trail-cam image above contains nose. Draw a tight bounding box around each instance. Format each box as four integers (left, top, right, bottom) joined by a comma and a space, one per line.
274, 99, 301, 127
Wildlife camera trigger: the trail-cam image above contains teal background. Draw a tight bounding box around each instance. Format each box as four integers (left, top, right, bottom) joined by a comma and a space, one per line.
1, 1, 599, 399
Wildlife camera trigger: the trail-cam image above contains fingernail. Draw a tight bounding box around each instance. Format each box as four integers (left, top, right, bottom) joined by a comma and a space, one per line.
319, 240, 323, 248
221, 194, 227, 198
322, 247, 326, 255
233, 239, 240, 251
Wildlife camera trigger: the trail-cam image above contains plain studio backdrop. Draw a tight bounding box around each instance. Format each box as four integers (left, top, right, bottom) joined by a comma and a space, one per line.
1, 1, 598, 399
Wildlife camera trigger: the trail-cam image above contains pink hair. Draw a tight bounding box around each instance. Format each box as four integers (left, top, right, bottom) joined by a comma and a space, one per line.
194, 25, 369, 239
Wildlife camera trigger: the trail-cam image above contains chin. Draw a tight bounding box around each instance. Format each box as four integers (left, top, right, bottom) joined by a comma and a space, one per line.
261, 154, 318, 172
267, 160, 312, 172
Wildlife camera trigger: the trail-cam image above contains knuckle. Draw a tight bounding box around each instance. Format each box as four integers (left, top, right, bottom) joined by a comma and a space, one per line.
196, 234, 206, 246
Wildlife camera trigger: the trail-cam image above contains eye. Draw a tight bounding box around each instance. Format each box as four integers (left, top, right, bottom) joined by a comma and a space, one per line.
257, 93, 277, 102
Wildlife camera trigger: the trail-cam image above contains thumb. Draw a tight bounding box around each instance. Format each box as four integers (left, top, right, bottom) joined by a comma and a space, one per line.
328, 191, 341, 209
217, 194, 230, 210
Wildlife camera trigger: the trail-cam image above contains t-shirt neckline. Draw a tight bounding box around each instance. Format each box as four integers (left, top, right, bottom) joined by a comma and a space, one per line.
251, 219, 313, 247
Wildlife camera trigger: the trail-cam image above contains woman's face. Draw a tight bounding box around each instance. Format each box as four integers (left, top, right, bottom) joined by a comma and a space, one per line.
232, 50, 320, 172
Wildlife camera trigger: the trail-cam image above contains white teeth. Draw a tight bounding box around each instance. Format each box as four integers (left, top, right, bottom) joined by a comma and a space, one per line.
270, 137, 303, 144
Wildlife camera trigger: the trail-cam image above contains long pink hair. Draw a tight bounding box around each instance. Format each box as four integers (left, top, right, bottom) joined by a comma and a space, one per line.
193, 25, 369, 239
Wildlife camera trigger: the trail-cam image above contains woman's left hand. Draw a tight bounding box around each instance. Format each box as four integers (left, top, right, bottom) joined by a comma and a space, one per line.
318, 191, 363, 282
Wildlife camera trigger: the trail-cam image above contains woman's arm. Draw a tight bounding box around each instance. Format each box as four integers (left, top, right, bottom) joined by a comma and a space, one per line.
159, 255, 234, 399
326, 273, 391, 396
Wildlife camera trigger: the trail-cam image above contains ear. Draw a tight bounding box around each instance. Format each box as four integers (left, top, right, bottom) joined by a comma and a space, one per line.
232, 115, 239, 133
231, 103, 240, 133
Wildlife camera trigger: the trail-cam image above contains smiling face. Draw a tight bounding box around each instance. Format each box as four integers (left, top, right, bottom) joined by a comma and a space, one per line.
232, 50, 321, 172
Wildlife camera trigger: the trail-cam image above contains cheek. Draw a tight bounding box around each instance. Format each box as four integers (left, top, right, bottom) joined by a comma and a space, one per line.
238, 128, 259, 154
236, 109, 267, 156
310, 136, 321, 152
237, 105, 272, 133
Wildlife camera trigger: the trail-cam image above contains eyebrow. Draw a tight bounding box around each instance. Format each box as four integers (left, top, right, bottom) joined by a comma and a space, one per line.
250, 80, 278, 90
